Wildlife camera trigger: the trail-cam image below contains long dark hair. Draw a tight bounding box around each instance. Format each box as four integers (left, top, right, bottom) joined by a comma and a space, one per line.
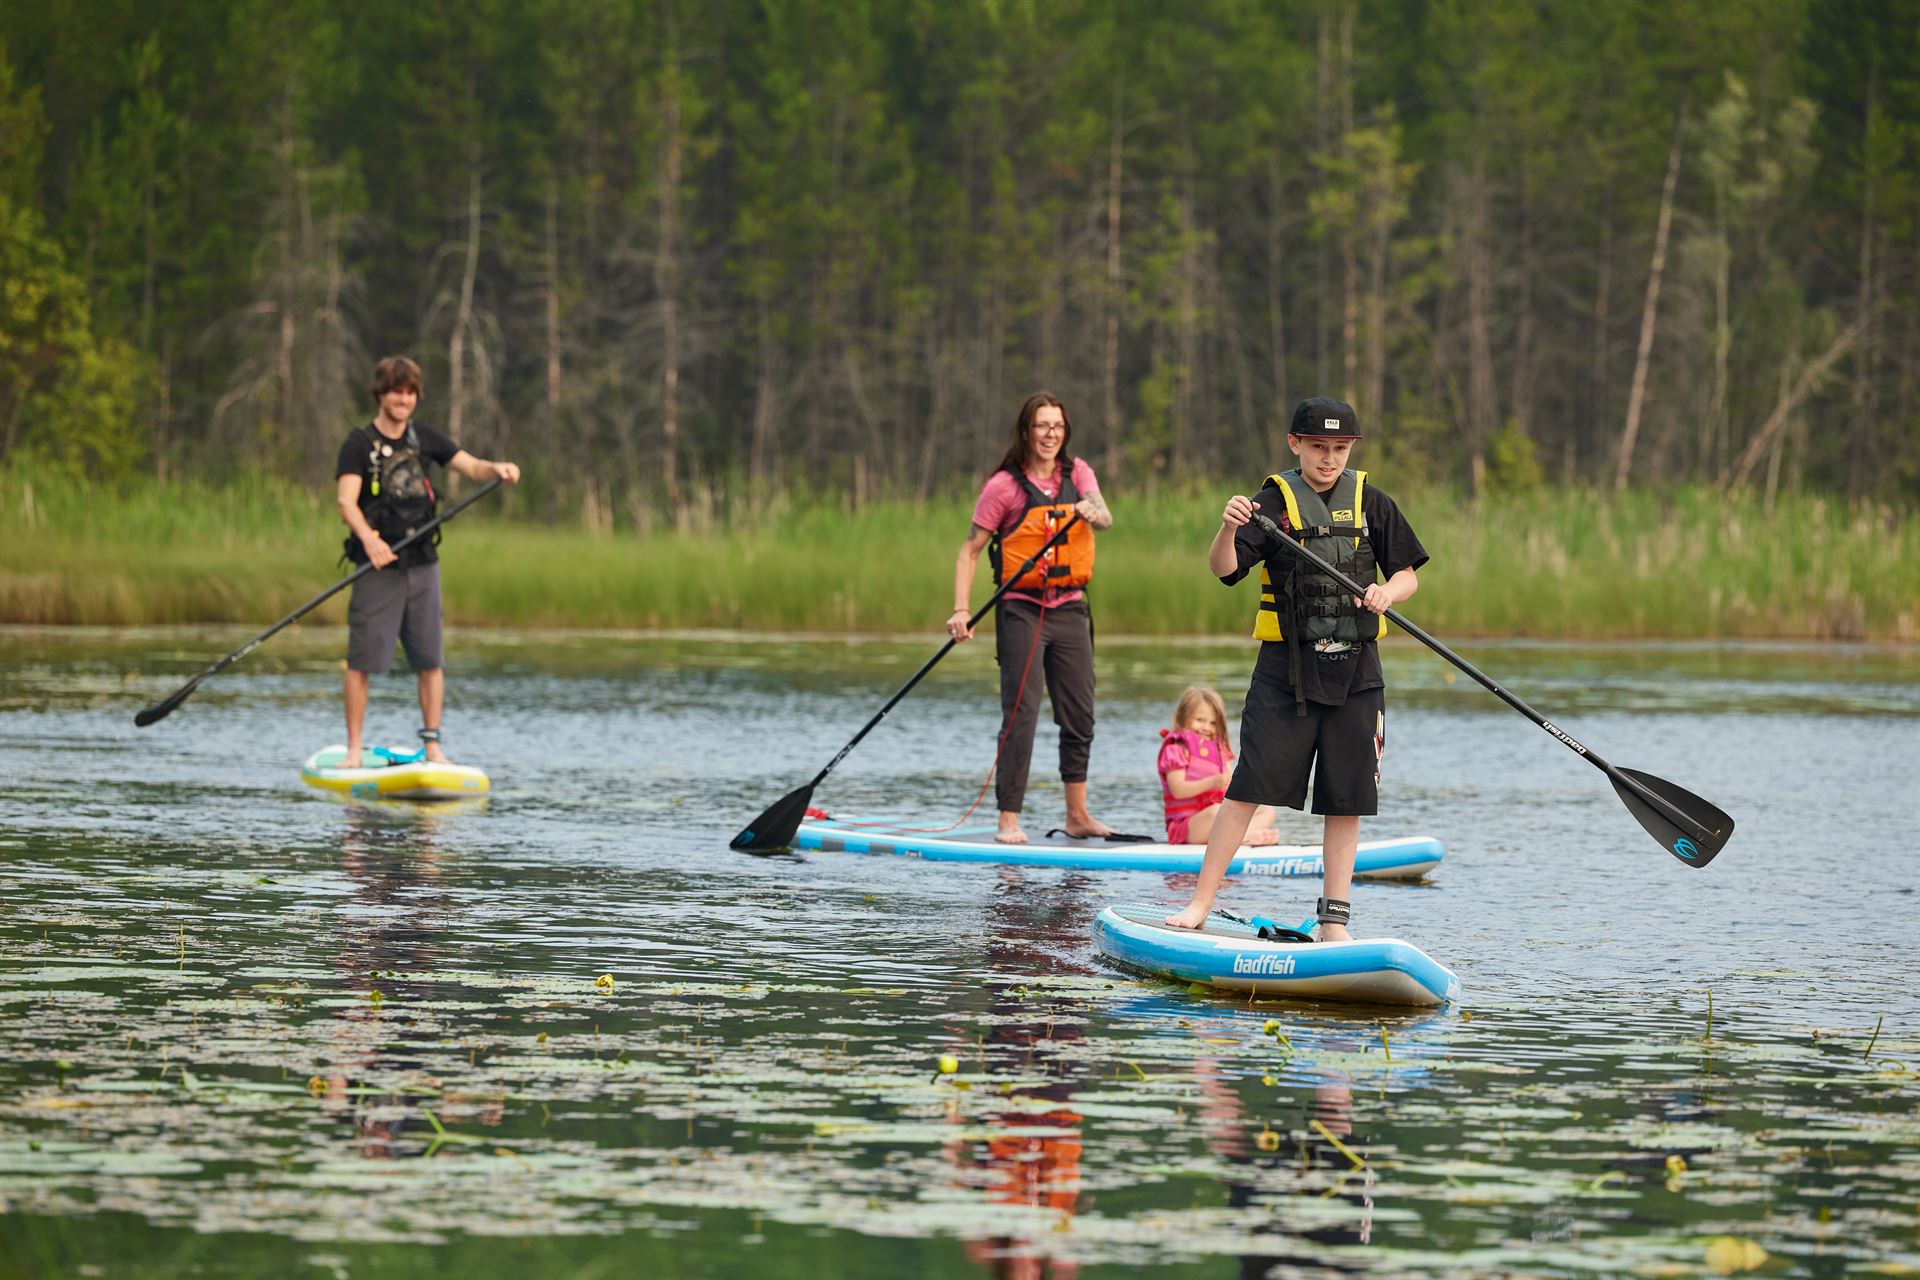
995, 391, 1073, 477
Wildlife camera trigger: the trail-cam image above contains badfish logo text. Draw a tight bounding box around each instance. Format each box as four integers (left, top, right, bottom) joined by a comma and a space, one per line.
1233, 953, 1297, 976
1245, 858, 1321, 877
1673, 838, 1699, 861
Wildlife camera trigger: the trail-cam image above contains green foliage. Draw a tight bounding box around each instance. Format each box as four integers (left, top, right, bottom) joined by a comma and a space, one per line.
0, 197, 149, 477
0, 0, 1915, 502
1484, 420, 1544, 492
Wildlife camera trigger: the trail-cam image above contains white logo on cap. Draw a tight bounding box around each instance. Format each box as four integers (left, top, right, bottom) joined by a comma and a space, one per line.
1324, 418, 1340, 430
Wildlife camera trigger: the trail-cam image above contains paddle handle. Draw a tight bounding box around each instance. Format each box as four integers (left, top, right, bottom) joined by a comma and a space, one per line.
810, 514, 1085, 784
136, 478, 504, 725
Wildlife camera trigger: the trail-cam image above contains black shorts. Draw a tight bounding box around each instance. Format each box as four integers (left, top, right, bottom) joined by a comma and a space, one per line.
1224, 680, 1385, 816
346, 562, 444, 674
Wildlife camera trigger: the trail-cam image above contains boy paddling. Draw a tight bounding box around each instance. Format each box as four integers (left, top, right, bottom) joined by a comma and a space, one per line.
335, 356, 519, 768
1165, 397, 1427, 941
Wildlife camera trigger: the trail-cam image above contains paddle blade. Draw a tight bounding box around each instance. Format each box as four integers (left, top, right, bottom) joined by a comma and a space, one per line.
731, 783, 816, 853
1613, 766, 1734, 868
133, 681, 198, 727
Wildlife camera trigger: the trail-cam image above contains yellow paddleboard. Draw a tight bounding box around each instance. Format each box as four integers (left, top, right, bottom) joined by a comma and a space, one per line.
301, 745, 491, 802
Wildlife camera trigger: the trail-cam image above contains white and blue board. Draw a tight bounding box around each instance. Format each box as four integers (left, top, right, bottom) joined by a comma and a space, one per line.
1093, 903, 1460, 1007
791, 814, 1443, 879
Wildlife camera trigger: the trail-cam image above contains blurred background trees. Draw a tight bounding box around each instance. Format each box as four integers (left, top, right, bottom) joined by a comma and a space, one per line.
2, 0, 1914, 516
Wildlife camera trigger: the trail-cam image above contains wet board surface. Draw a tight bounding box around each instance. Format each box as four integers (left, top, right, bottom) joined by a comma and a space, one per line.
1094, 903, 1461, 1007
793, 814, 1443, 879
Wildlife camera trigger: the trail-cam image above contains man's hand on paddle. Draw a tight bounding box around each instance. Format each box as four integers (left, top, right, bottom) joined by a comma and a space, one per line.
359, 532, 398, 569
491, 460, 521, 485
1357, 583, 1393, 614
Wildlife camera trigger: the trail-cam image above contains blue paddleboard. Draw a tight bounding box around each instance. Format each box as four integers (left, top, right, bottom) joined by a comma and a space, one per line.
1093, 903, 1460, 1007
792, 814, 1443, 879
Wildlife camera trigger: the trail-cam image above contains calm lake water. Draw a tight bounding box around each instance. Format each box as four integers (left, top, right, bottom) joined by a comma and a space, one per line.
1, 626, 1917, 1278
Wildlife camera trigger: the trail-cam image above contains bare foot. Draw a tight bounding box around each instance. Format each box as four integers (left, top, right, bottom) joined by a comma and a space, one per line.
995, 820, 1029, 845
1243, 828, 1281, 847
1164, 902, 1211, 930
1316, 923, 1352, 943
341, 749, 363, 769
423, 742, 451, 765
1063, 817, 1115, 838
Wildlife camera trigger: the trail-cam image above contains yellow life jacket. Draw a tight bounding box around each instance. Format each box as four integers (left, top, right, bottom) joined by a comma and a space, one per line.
990, 464, 1096, 593
1252, 469, 1386, 643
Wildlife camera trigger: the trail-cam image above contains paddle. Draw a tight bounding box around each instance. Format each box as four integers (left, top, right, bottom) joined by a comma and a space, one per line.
732, 514, 1085, 853
133, 478, 505, 727
1251, 512, 1734, 867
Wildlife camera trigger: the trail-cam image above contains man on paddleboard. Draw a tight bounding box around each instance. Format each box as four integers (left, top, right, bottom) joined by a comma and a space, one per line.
1166, 396, 1426, 941
334, 356, 519, 768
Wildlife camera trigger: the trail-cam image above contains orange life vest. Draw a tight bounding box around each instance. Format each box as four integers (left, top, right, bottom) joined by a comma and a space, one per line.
990, 463, 1096, 593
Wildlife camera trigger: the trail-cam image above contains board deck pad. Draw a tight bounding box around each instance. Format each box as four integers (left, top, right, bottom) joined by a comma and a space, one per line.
1093, 902, 1460, 1007
792, 814, 1443, 879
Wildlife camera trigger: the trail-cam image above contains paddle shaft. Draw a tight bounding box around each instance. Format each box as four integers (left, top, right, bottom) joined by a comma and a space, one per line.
136, 478, 503, 725
806, 514, 1085, 786
1251, 512, 1715, 843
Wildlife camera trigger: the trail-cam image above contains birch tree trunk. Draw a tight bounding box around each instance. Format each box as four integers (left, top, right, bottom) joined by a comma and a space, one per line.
1720, 319, 1861, 490
1615, 108, 1685, 491
1265, 151, 1288, 460
1105, 79, 1124, 476
1588, 182, 1612, 481
1465, 150, 1496, 495
656, 17, 684, 517
1848, 66, 1878, 497
447, 150, 482, 445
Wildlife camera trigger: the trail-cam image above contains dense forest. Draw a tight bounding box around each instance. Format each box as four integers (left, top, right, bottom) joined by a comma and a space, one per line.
2, 0, 1915, 524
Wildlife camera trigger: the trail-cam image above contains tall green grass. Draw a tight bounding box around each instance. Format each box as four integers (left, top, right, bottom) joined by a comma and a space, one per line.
2, 471, 1914, 640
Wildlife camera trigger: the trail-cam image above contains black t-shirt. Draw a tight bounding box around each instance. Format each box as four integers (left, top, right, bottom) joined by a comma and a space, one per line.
1219, 477, 1429, 705
335, 423, 460, 568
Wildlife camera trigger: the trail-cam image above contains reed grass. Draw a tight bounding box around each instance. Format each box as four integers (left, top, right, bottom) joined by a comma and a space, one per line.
2, 471, 1914, 640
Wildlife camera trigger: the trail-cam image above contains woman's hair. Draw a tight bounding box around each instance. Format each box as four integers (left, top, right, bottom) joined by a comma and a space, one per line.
370, 355, 423, 403
995, 391, 1073, 476
1172, 686, 1232, 751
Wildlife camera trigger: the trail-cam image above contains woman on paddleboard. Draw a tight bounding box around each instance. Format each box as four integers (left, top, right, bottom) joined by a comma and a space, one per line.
947, 393, 1115, 845
1165, 396, 1427, 941
335, 356, 519, 769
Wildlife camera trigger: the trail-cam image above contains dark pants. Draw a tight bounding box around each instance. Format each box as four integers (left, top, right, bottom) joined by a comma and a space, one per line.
994, 598, 1095, 813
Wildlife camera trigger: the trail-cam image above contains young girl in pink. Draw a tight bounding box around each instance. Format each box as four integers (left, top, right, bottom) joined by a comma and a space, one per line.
1158, 688, 1279, 845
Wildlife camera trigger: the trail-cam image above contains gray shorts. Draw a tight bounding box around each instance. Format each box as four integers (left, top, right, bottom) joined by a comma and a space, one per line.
346, 562, 444, 673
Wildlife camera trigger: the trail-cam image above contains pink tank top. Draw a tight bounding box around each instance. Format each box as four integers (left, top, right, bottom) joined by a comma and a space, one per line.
1158, 728, 1232, 823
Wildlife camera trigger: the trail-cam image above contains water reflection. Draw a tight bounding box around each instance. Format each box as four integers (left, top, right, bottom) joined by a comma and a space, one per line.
951, 871, 1095, 1277
319, 804, 496, 1160
1190, 1025, 1374, 1276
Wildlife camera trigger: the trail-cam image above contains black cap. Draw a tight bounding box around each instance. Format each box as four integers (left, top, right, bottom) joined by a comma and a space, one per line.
1288, 396, 1362, 439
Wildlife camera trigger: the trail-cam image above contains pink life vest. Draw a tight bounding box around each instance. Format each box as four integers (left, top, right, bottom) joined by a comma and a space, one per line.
1158, 728, 1232, 824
